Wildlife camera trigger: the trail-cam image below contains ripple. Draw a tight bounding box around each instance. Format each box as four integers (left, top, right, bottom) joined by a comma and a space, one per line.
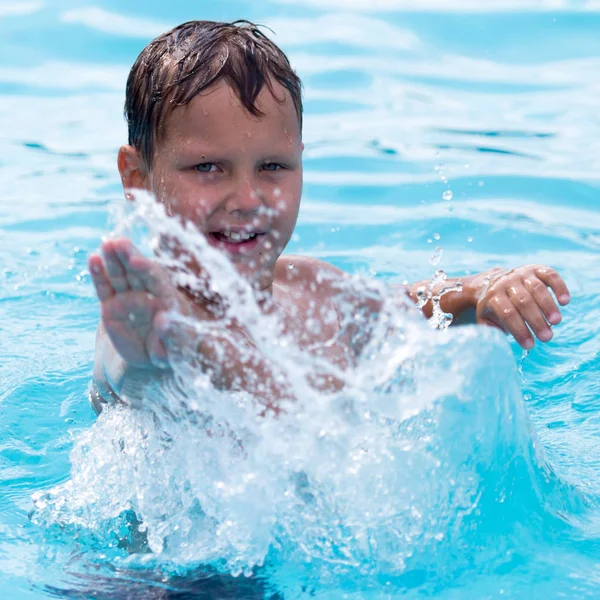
435, 142, 540, 159
59, 7, 170, 39
434, 127, 557, 139
269, 0, 600, 13
20, 141, 89, 159
0, 2, 42, 18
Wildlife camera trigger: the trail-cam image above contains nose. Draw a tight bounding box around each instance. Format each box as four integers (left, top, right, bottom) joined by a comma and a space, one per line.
224, 174, 262, 215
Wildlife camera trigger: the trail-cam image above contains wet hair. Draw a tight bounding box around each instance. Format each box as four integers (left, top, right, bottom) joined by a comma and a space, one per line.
124, 20, 303, 167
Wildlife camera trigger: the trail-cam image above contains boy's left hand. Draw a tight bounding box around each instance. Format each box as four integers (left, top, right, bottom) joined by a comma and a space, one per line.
469, 265, 570, 350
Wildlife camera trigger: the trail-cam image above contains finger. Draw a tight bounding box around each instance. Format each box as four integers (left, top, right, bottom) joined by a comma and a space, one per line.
523, 277, 562, 325
109, 239, 170, 297
101, 239, 130, 293
146, 332, 169, 369
536, 267, 570, 306
113, 241, 149, 292
489, 294, 535, 350
127, 255, 173, 297
154, 312, 200, 365
508, 285, 553, 343
88, 254, 115, 302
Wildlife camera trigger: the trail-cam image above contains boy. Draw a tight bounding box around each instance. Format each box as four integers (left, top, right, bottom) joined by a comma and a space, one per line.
89, 20, 570, 412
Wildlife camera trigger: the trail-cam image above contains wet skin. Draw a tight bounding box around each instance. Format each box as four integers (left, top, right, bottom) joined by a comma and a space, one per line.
89, 81, 571, 406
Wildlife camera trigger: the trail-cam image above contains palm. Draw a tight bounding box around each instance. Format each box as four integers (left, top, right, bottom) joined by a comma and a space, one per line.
101, 289, 170, 367
89, 239, 180, 369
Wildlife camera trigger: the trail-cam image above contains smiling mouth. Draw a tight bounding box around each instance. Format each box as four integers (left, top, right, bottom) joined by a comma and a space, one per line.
211, 231, 258, 244
207, 231, 265, 253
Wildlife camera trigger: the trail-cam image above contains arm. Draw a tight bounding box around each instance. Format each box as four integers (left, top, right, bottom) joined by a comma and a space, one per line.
90, 322, 174, 413
89, 239, 287, 414
406, 274, 476, 323
406, 265, 571, 349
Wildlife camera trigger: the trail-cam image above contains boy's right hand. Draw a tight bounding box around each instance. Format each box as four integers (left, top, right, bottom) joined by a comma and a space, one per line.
89, 238, 289, 411
89, 238, 193, 370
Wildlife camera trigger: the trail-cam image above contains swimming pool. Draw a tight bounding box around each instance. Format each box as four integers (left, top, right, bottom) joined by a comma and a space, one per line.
1, 1, 600, 597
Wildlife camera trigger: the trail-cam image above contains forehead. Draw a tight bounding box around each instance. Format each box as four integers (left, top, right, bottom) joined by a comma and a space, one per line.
160, 80, 301, 149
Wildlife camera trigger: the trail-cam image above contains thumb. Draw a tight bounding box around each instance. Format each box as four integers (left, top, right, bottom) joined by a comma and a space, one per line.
153, 310, 202, 365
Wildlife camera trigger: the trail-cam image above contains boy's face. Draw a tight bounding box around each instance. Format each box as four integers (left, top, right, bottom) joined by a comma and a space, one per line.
120, 80, 303, 290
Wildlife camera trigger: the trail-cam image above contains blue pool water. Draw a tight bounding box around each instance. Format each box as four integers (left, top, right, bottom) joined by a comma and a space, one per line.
2, 1, 600, 598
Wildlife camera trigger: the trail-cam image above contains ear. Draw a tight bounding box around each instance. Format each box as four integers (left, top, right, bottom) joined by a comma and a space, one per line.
117, 145, 151, 198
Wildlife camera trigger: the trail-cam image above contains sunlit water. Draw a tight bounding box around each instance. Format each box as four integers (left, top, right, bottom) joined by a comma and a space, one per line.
1, 1, 600, 598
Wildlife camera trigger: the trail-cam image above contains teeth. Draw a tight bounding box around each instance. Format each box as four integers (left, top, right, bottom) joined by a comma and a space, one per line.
221, 231, 256, 242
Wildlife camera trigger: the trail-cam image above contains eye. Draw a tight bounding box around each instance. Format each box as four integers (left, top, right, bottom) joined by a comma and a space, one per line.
195, 163, 217, 173
262, 162, 283, 172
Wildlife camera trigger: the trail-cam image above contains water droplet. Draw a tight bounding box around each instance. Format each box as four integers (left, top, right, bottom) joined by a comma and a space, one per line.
467, 236, 473, 243
442, 190, 453, 201
433, 233, 440, 241
430, 246, 443, 267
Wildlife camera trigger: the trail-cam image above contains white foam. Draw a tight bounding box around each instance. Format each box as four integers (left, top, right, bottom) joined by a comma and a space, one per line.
32, 191, 533, 585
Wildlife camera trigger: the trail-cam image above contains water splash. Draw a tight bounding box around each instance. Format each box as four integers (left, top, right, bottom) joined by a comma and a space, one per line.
429, 245, 443, 266
415, 268, 463, 331
30, 192, 589, 594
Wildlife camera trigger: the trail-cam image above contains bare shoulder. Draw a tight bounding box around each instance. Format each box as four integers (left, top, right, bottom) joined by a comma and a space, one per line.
274, 255, 346, 293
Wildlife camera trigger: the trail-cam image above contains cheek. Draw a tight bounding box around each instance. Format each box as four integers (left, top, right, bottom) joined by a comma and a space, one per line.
273, 194, 300, 233
287, 175, 303, 218
150, 172, 213, 222
272, 173, 302, 210
150, 169, 174, 201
